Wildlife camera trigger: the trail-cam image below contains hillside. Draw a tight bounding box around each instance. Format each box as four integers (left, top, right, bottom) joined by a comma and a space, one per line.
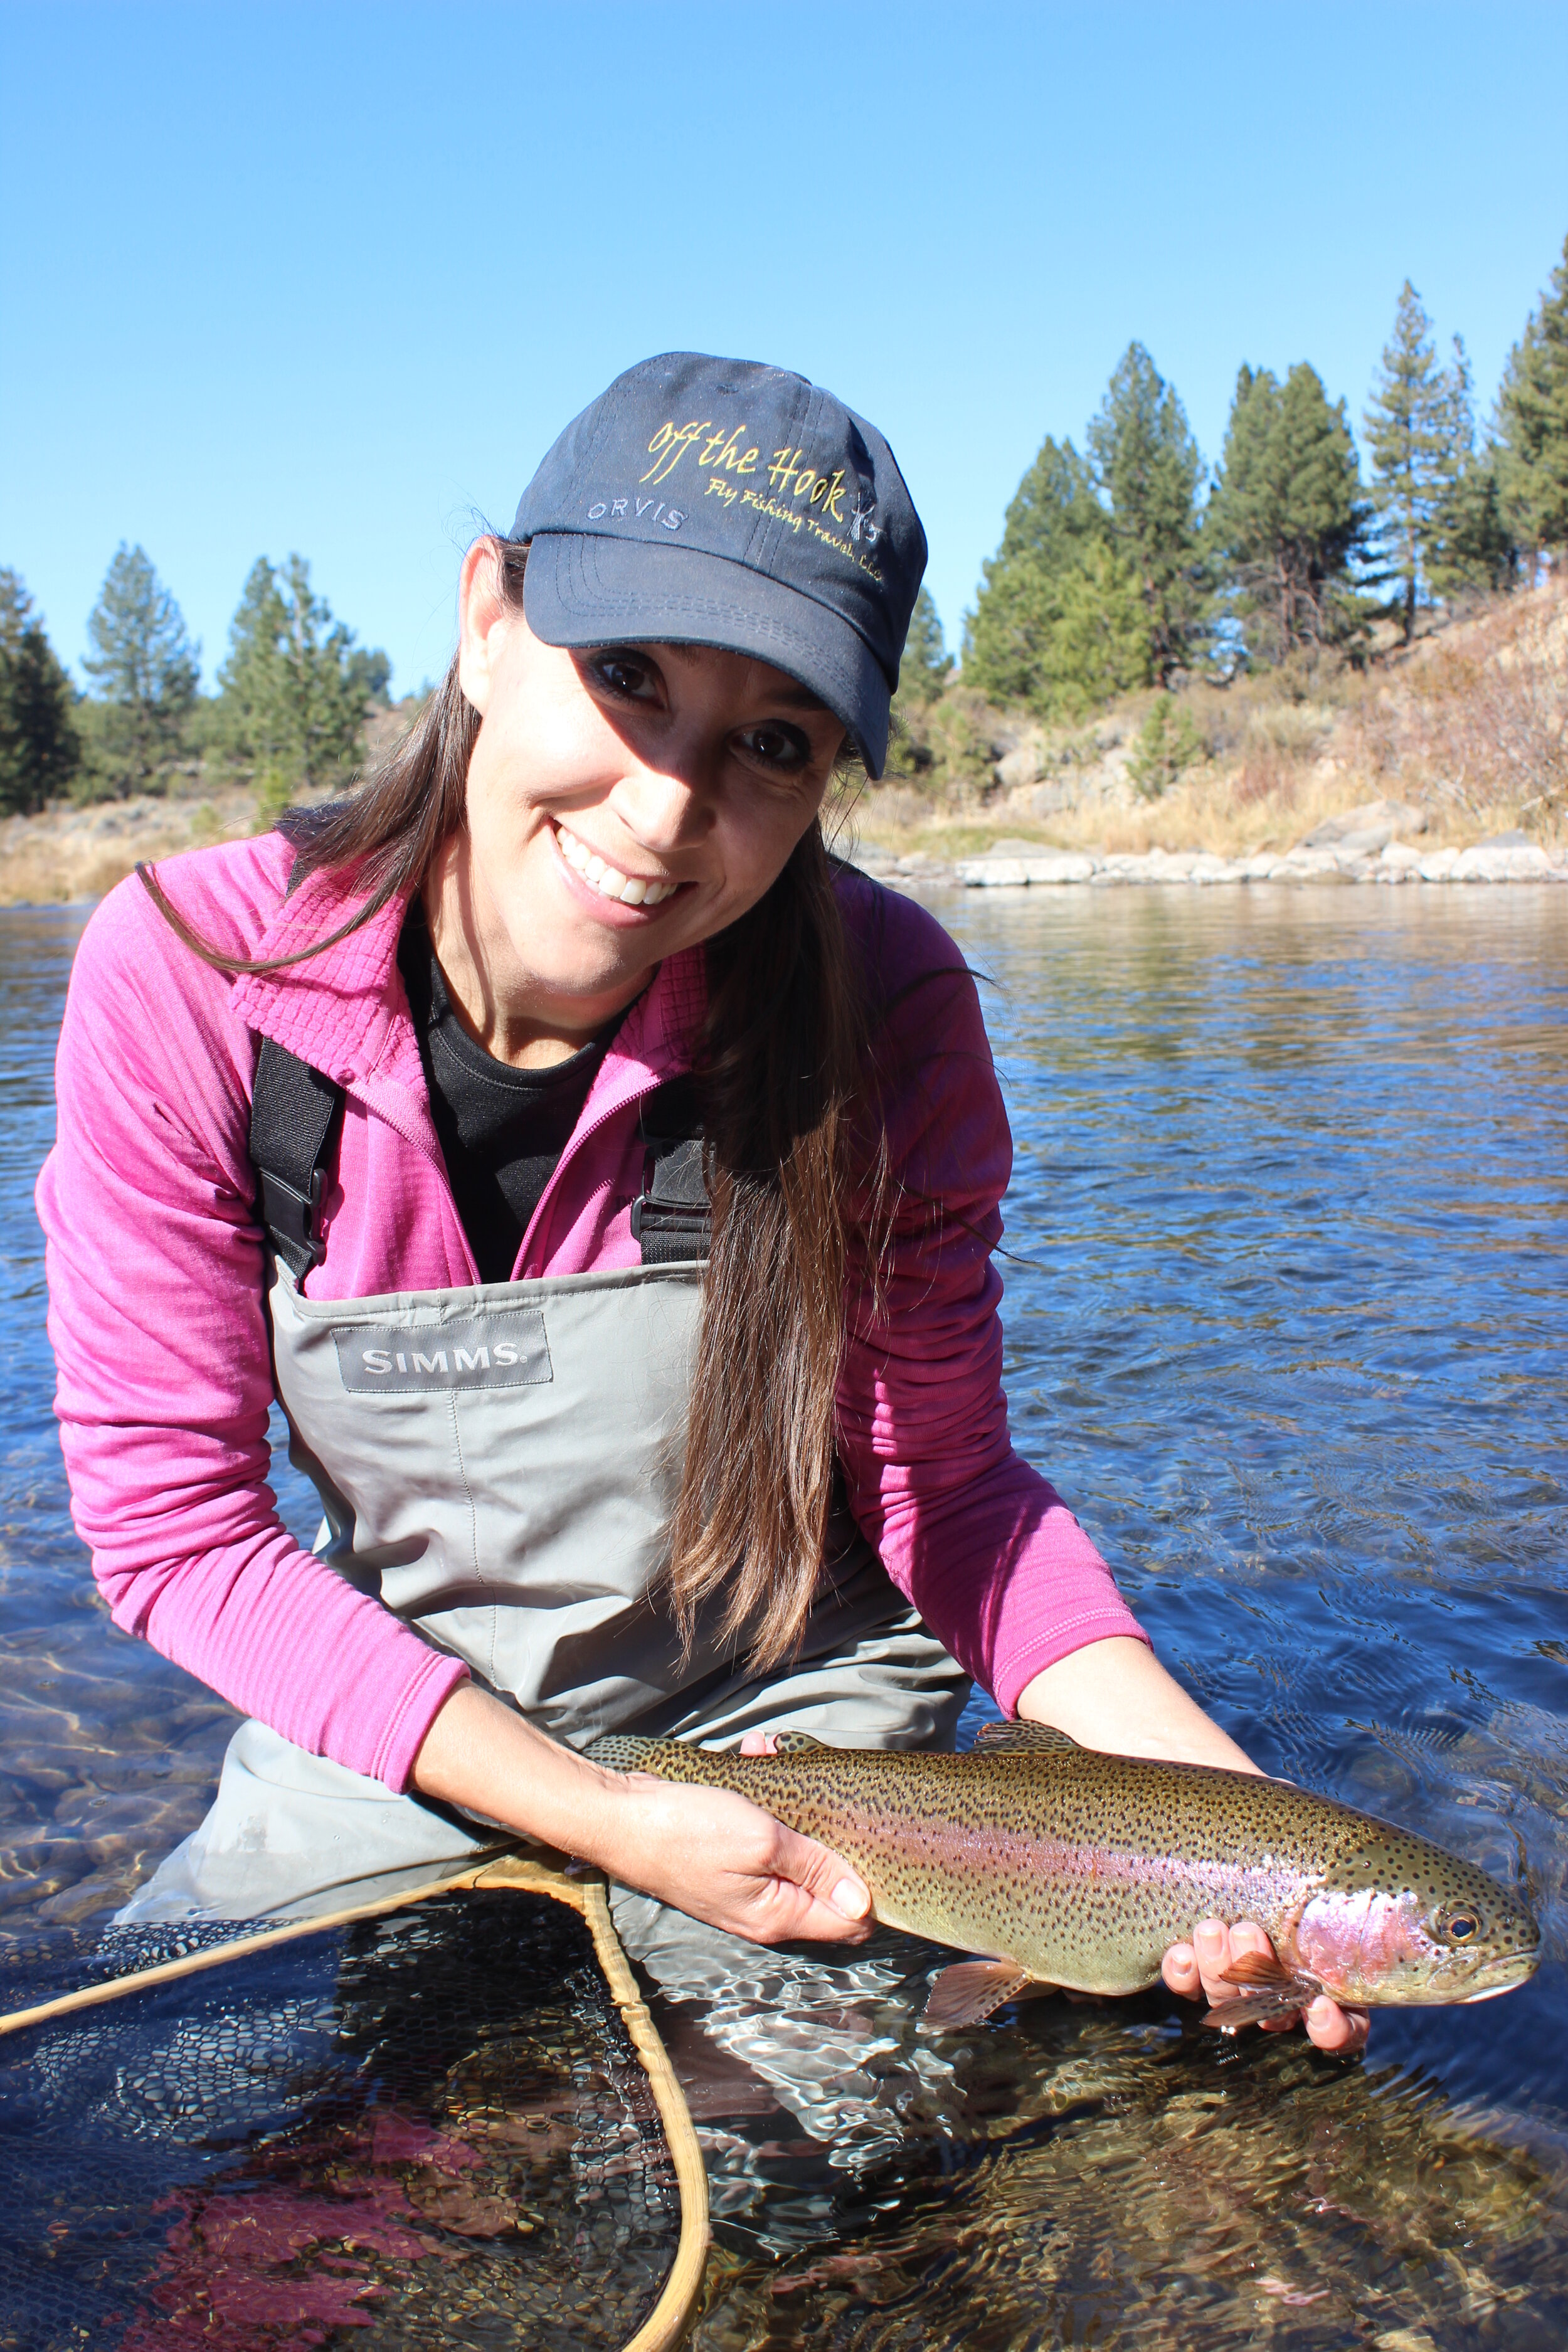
853, 579, 1567, 869
3, 585, 1564, 908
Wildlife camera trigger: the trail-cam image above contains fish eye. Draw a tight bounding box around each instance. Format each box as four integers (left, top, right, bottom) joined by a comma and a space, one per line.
1441, 1909, 1480, 1942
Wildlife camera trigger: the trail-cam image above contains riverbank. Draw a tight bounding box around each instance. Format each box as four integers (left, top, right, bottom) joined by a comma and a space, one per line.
847, 801, 1567, 894
4, 781, 1562, 909
3, 578, 1562, 906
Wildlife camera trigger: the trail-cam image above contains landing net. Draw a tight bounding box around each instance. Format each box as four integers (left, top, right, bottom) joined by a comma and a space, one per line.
0, 1860, 706, 2351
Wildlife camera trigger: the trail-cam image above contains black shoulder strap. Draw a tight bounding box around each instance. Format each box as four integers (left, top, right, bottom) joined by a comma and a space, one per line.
630, 1078, 711, 1266
248, 1036, 345, 1279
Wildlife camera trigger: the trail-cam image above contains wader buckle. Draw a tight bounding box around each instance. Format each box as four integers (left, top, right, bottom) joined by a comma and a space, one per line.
255, 1165, 329, 1273
632, 1090, 711, 1266
248, 1036, 346, 1282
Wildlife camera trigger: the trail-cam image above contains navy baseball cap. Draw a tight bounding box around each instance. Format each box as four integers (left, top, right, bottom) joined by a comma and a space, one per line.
511, 352, 928, 776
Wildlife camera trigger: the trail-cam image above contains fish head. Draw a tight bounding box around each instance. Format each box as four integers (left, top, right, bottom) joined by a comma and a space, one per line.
1289, 1836, 1540, 2008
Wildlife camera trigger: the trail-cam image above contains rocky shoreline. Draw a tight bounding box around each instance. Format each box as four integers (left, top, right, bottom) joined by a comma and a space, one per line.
850, 801, 1566, 896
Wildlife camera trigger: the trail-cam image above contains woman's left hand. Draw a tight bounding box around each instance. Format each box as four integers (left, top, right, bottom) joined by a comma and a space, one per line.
1017, 1639, 1373, 2055
1162, 1917, 1370, 2052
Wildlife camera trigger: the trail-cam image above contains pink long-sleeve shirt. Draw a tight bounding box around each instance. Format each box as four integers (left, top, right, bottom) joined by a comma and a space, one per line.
37, 834, 1145, 1791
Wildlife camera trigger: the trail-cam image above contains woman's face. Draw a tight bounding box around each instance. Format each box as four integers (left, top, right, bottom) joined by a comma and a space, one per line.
440, 541, 848, 1059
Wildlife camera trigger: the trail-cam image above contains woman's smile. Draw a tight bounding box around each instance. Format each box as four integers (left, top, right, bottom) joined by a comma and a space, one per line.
548, 815, 686, 910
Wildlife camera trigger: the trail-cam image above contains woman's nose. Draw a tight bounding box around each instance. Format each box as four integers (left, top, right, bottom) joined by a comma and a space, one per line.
611, 757, 716, 855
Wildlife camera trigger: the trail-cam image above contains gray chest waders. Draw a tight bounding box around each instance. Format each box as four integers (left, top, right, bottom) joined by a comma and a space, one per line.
124, 1040, 968, 1930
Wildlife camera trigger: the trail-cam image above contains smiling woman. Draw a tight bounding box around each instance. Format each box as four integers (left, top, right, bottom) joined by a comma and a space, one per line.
38, 351, 1362, 2055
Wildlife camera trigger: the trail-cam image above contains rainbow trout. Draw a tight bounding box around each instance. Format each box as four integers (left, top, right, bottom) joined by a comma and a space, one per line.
586, 1722, 1539, 2030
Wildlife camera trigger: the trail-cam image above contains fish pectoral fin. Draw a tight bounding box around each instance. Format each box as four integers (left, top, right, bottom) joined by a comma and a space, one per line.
923, 1959, 1039, 2029
1216, 1951, 1310, 1993
1204, 1954, 1324, 2033
972, 1722, 1082, 1754
1201, 1987, 1318, 2033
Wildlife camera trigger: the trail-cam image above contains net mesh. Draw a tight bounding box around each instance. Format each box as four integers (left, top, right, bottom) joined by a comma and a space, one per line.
0, 1888, 681, 2350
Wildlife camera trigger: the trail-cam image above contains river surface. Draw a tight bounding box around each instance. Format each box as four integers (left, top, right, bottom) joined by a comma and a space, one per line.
1, 886, 1565, 2348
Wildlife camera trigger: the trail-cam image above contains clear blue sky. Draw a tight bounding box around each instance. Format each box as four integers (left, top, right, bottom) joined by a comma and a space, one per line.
3, 1, 1565, 696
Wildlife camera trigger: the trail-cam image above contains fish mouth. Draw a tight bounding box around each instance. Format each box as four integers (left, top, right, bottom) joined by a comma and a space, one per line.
1459, 1951, 1540, 2001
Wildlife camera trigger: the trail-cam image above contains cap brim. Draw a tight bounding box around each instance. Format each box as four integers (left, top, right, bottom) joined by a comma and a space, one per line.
522, 532, 891, 776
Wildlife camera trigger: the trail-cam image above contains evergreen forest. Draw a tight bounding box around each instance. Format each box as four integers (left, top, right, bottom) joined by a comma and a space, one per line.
3, 240, 1566, 835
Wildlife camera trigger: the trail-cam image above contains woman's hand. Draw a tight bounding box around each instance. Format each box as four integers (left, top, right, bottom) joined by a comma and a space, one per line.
1163, 1919, 1370, 2053
611, 1772, 872, 1944
410, 1682, 871, 1948
1016, 1638, 1370, 2053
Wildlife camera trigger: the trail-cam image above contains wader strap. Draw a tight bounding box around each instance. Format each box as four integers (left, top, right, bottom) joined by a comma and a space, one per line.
632, 1079, 711, 1266
248, 1037, 345, 1279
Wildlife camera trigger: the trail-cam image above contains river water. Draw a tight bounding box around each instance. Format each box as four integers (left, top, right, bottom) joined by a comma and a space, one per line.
1, 886, 1565, 2348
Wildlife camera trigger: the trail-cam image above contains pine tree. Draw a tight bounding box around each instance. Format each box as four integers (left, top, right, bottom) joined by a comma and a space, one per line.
216, 555, 385, 800
1496, 232, 1568, 562
1429, 339, 1520, 594
80, 544, 199, 795
1364, 285, 1470, 642
1086, 344, 1207, 682
1206, 362, 1371, 661
896, 586, 954, 706
0, 570, 80, 815
963, 436, 1148, 716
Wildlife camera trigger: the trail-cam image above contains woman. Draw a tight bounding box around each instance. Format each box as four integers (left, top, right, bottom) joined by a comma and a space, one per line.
40, 351, 1362, 2053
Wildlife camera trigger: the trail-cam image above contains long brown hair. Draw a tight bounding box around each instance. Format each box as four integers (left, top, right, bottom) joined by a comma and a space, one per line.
139, 538, 881, 1670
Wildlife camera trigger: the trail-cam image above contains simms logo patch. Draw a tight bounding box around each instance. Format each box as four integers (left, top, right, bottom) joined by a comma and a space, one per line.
334, 1311, 553, 1394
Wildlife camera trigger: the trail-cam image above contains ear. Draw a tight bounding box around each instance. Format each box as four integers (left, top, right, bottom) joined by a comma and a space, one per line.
457, 538, 511, 716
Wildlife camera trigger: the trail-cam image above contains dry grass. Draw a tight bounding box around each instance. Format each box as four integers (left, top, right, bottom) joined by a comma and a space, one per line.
867, 581, 1568, 859
1345, 581, 1568, 826
0, 781, 334, 908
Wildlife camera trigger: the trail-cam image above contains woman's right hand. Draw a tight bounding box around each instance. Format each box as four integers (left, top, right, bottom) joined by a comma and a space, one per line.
605, 1771, 874, 1943
410, 1682, 872, 1947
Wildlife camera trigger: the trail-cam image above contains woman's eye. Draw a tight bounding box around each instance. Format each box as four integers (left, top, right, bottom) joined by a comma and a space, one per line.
587, 650, 659, 701
738, 721, 812, 771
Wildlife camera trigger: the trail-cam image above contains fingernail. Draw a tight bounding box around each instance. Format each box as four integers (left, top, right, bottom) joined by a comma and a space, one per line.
830, 1879, 870, 1920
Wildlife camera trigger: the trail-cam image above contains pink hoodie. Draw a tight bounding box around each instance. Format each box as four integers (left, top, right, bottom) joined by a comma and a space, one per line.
38, 835, 1145, 1791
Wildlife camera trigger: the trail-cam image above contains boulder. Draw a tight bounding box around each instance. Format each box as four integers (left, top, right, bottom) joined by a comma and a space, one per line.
1452, 840, 1553, 882
1298, 797, 1429, 850
996, 741, 1046, 793
1274, 845, 1346, 877
958, 852, 1098, 887
1030, 777, 1081, 816
1332, 824, 1396, 861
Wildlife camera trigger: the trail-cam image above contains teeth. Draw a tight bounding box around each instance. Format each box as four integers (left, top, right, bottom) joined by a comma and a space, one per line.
554, 822, 677, 906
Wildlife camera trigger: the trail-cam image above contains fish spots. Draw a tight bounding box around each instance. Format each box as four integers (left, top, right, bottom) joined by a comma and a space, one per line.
582, 1734, 1537, 2007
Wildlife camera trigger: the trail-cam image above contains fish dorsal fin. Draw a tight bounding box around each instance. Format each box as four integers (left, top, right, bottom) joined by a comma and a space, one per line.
973, 1722, 1082, 1755
770, 1730, 828, 1754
